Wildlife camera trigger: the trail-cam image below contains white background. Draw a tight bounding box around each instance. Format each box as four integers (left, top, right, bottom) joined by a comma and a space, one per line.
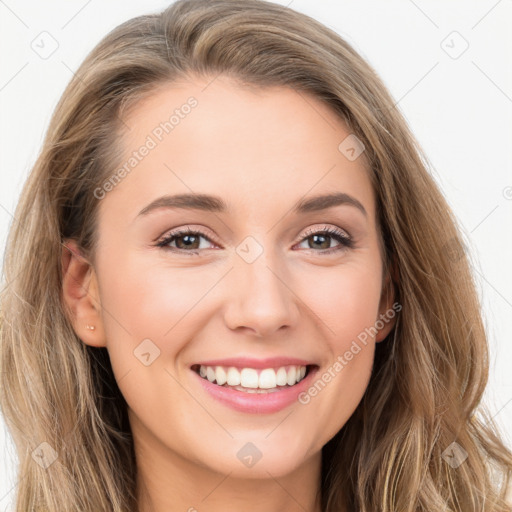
1, 0, 511, 507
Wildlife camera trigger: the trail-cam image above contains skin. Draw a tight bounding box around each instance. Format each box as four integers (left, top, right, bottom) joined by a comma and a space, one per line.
62, 75, 396, 512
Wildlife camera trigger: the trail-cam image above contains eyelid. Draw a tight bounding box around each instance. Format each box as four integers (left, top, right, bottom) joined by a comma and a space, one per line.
298, 224, 351, 242
156, 225, 220, 246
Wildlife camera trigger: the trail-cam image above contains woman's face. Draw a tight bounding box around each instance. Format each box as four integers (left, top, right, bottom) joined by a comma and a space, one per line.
71, 76, 395, 479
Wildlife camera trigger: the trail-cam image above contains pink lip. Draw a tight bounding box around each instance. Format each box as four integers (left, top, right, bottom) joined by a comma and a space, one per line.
192, 356, 315, 369
191, 364, 319, 414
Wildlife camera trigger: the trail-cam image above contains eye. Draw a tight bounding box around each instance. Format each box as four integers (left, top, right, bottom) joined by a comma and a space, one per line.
155, 224, 354, 256
156, 227, 217, 254
295, 225, 353, 255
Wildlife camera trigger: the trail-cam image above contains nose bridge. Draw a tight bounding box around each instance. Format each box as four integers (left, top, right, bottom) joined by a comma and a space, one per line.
223, 235, 299, 336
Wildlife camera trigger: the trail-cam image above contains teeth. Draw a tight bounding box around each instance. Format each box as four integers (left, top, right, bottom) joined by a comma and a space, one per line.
259, 368, 276, 389
196, 364, 309, 390
206, 366, 216, 383
240, 368, 259, 388
286, 366, 296, 386
276, 367, 288, 386
226, 366, 241, 386
215, 366, 227, 386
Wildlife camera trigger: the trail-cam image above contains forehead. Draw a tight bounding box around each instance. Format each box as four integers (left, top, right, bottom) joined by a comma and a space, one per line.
101, 75, 376, 224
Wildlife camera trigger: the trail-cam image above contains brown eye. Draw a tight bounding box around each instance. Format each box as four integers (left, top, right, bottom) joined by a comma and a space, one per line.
310, 233, 335, 249
156, 228, 216, 254
174, 233, 201, 250
297, 226, 353, 254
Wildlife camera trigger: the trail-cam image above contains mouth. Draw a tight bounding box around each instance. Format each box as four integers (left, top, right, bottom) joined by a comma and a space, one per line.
190, 363, 316, 394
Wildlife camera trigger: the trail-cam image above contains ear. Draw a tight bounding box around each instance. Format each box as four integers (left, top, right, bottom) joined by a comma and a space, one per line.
375, 259, 399, 343
61, 239, 107, 347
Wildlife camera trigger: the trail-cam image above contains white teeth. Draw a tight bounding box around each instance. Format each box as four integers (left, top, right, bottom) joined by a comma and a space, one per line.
240, 368, 259, 388
196, 364, 308, 390
226, 366, 241, 386
215, 366, 227, 386
286, 366, 297, 386
259, 368, 276, 389
276, 367, 288, 386
206, 366, 216, 383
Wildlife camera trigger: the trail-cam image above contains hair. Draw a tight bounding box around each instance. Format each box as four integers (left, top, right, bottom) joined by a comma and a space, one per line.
1, 0, 511, 510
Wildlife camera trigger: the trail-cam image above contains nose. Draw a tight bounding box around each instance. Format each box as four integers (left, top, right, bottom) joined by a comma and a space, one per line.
223, 250, 300, 338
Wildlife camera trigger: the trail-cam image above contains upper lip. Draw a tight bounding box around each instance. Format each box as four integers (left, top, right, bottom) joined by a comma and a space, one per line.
192, 357, 316, 369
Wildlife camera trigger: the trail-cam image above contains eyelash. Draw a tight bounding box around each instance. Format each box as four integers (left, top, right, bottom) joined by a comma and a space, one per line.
155, 225, 354, 256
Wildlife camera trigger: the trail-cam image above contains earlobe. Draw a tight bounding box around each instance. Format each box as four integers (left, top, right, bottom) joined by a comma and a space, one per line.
61, 239, 107, 348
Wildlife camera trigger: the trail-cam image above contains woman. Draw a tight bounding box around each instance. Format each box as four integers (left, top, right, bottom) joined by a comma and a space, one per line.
1, 0, 511, 510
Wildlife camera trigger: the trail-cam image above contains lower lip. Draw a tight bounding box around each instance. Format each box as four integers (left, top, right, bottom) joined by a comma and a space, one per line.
192, 366, 318, 414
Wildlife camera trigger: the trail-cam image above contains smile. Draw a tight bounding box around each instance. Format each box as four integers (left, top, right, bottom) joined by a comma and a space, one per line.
190, 358, 319, 414
191, 364, 309, 393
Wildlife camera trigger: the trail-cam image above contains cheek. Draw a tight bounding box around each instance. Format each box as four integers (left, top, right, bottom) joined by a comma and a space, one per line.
325, 265, 382, 385
97, 251, 214, 341
296, 258, 383, 349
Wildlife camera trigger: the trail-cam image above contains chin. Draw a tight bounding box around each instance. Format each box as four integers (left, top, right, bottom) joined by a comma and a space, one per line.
193, 434, 318, 480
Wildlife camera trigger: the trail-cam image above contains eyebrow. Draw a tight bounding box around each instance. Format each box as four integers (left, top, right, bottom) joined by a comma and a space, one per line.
136, 192, 367, 219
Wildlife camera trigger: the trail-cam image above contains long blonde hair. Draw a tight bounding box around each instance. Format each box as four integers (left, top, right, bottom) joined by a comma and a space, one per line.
1, 0, 511, 510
